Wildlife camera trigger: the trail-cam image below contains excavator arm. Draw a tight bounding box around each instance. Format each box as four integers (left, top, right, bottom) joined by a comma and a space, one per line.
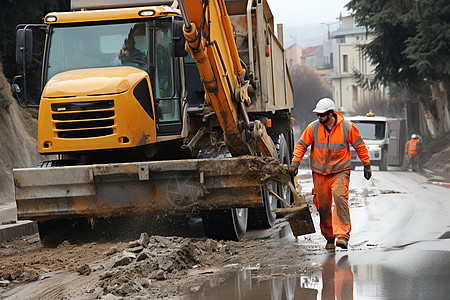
178, 0, 276, 158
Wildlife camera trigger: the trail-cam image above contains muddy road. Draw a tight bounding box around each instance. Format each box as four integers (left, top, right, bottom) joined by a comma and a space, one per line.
1, 167, 450, 299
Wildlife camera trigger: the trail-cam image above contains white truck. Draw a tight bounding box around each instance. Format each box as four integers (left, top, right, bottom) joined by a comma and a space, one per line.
348, 112, 389, 171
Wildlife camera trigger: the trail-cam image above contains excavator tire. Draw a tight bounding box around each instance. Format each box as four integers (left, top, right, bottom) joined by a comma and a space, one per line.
248, 133, 291, 229
275, 133, 292, 208
198, 145, 248, 241
201, 208, 248, 241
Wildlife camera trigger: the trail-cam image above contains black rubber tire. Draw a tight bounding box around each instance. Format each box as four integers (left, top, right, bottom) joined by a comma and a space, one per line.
248, 182, 277, 229
276, 133, 292, 208
379, 150, 388, 171
198, 144, 248, 240
248, 133, 291, 228
201, 208, 248, 241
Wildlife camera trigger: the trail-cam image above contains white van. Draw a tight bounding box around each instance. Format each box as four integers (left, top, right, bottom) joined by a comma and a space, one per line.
347, 112, 389, 171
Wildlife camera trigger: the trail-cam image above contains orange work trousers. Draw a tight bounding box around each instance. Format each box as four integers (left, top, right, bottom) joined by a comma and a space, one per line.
312, 170, 351, 240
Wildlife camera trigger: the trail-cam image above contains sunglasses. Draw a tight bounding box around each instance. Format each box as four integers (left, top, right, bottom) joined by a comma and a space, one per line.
316, 112, 328, 117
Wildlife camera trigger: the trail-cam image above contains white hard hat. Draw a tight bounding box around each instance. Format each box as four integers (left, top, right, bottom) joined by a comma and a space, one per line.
313, 98, 335, 113
411, 134, 417, 139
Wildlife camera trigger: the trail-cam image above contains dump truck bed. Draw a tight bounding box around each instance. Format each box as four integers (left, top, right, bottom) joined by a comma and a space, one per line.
13, 156, 285, 221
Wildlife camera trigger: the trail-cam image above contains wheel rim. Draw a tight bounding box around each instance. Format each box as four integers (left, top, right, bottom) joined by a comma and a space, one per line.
266, 181, 278, 215
232, 208, 248, 234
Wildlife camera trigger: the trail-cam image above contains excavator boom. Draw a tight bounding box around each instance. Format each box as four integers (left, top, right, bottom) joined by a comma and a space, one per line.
179, 0, 276, 157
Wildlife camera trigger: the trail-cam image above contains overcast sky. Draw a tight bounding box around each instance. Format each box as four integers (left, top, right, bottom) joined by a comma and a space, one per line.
266, 0, 351, 27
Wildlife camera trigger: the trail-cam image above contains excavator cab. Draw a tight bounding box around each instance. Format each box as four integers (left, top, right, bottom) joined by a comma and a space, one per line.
28, 15, 190, 160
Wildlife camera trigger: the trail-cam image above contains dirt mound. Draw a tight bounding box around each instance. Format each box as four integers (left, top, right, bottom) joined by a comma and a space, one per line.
0, 230, 311, 299
424, 144, 450, 181
96, 234, 232, 298
0, 64, 41, 207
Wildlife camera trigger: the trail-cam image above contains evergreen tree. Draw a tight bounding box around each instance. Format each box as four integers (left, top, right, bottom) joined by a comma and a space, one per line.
346, 0, 450, 134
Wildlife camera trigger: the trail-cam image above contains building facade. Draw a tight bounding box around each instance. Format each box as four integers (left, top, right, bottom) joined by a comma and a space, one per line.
286, 44, 303, 68
328, 15, 386, 113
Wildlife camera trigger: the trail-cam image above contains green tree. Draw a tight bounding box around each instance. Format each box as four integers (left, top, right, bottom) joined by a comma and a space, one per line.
346, 0, 450, 135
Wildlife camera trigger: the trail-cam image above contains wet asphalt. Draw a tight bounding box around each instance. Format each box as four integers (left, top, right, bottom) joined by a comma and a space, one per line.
192, 167, 450, 299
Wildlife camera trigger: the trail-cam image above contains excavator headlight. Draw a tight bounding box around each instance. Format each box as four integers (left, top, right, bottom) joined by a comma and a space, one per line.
45, 16, 58, 22
138, 10, 156, 17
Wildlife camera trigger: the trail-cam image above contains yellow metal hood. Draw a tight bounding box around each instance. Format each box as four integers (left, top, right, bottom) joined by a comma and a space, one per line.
42, 67, 147, 98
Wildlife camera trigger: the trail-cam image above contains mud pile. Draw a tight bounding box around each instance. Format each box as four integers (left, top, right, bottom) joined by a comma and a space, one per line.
424, 144, 450, 181
83, 234, 236, 298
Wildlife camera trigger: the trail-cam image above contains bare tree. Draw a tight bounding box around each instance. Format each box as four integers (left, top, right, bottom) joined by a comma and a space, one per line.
290, 65, 332, 131
352, 91, 405, 118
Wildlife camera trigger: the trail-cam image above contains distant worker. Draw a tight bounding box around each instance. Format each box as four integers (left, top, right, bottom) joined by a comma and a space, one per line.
402, 134, 421, 172
288, 98, 371, 250
118, 36, 143, 64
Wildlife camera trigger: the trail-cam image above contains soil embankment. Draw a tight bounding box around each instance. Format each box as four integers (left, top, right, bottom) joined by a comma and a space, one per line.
0, 64, 40, 207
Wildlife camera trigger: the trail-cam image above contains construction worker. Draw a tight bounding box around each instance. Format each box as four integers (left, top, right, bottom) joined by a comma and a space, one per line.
402, 134, 421, 171
288, 98, 371, 250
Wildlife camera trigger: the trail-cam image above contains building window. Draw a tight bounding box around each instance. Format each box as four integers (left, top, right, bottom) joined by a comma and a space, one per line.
343, 55, 348, 73
352, 86, 358, 100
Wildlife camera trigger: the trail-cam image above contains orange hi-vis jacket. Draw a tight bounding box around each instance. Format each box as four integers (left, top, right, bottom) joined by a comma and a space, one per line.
405, 138, 419, 155
292, 111, 370, 175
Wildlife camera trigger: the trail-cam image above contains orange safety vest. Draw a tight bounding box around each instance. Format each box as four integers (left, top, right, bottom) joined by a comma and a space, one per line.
292, 111, 370, 175
405, 138, 419, 155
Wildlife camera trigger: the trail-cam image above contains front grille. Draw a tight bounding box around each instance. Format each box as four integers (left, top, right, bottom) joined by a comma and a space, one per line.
58, 128, 114, 138
51, 100, 114, 112
53, 110, 115, 121
55, 119, 114, 130
52, 100, 115, 139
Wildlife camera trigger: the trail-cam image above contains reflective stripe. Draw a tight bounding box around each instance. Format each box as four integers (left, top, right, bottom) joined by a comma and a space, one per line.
330, 159, 352, 171
312, 120, 320, 143
299, 140, 308, 148
342, 119, 349, 142
315, 142, 329, 149
353, 136, 364, 147
310, 159, 327, 172
330, 143, 348, 150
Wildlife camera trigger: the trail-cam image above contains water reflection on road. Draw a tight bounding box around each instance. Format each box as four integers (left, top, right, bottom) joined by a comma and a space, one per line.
192, 240, 450, 299
193, 169, 450, 299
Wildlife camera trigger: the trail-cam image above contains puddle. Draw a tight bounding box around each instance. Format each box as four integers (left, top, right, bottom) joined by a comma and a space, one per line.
191, 266, 320, 300
191, 247, 450, 299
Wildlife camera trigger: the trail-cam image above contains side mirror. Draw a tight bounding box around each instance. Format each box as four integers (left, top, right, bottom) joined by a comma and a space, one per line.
170, 20, 188, 57
16, 28, 33, 65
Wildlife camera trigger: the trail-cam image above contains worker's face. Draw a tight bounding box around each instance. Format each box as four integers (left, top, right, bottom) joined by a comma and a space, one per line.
317, 111, 331, 125
125, 39, 135, 50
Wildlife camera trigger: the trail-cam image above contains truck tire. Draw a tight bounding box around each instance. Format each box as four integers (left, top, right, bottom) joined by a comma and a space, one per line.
198, 145, 248, 240
379, 150, 388, 171
248, 133, 291, 228
248, 182, 277, 229
201, 208, 248, 241
276, 133, 292, 208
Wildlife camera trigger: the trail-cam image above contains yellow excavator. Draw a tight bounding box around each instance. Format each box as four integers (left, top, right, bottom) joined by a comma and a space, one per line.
11, 0, 313, 244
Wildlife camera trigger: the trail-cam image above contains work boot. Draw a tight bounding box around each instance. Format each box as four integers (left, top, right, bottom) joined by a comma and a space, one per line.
325, 238, 335, 250
336, 237, 348, 249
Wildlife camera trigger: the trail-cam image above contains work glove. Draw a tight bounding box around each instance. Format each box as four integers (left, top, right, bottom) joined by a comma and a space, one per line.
288, 162, 300, 177
363, 164, 372, 180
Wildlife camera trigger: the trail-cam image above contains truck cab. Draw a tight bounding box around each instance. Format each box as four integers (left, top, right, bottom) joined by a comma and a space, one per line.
348, 111, 389, 171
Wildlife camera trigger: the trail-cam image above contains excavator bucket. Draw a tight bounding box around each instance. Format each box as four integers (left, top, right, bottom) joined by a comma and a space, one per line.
14, 156, 265, 221
13, 156, 315, 238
